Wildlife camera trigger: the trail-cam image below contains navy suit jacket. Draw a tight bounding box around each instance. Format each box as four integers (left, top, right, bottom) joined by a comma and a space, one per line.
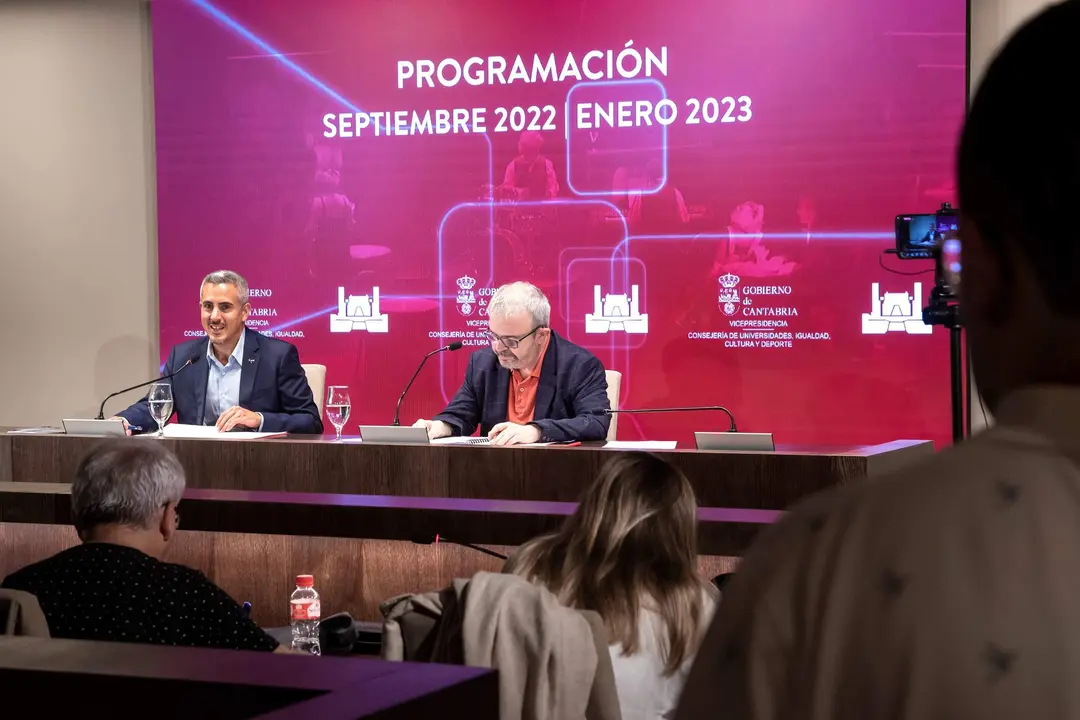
118, 329, 323, 435
433, 331, 611, 442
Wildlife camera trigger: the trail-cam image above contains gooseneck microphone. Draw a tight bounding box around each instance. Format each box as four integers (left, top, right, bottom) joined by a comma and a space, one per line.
411, 533, 509, 561
604, 405, 738, 432
392, 341, 464, 426
96, 355, 199, 420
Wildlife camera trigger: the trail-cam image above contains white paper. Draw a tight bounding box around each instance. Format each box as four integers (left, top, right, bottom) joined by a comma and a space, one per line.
7, 427, 63, 435
603, 440, 678, 450
161, 423, 286, 440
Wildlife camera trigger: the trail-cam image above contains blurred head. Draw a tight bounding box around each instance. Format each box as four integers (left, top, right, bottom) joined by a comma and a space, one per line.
485, 281, 551, 371
506, 452, 713, 675
71, 441, 186, 558
518, 130, 543, 158
957, 1, 1080, 412
199, 270, 251, 352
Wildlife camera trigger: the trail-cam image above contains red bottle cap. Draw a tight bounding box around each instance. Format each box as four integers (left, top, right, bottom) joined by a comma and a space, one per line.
296, 574, 314, 587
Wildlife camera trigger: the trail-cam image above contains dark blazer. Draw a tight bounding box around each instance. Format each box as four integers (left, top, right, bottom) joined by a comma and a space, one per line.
433, 330, 611, 442
117, 328, 323, 435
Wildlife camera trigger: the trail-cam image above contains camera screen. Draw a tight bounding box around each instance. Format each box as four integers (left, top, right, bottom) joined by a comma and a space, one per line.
895, 213, 941, 259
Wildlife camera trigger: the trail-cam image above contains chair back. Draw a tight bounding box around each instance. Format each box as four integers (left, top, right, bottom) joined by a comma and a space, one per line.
302, 364, 327, 416
604, 370, 623, 441
0, 589, 50, 637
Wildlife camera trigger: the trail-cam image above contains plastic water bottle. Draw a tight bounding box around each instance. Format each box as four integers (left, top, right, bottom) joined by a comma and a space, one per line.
290, 574, 321, 655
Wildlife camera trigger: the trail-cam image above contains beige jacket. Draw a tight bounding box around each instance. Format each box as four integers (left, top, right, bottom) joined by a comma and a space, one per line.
382, 571, 608, 720
677, 386, 1080, 720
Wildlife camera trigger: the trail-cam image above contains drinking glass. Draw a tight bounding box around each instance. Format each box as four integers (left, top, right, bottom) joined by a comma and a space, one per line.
147, 382, 174, 438
326, 386, 351, 442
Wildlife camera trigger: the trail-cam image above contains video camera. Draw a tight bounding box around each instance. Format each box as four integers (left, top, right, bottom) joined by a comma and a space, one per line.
894, 202, 960, 300
892, 202, 966, 442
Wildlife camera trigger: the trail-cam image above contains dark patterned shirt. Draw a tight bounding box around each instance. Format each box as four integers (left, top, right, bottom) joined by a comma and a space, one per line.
1, 543, 278, 652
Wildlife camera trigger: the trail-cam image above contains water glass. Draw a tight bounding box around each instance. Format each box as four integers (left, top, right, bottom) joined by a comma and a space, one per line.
147, 382, 174, 438
326, 386, 351, 441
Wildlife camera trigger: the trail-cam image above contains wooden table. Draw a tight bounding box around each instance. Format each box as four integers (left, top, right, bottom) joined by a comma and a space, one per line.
0, 636, 497, 719
0, 431, 932, 506
0, 431, 932, 624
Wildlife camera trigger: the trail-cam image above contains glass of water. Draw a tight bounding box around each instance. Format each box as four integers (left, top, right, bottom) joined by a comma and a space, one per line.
326, 386, 351, 442
147, 382, 174, 438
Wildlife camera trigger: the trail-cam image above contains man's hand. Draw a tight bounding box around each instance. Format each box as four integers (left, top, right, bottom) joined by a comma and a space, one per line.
216, 406, 262, 432
413, 419, 452, 440
108, 416, 132, 436
488, 422, 542, 446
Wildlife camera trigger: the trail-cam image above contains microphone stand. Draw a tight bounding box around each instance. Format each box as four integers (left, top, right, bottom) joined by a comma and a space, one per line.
392, 342, 463, 426
96, 357, 196, 420
605, 405, 738, 432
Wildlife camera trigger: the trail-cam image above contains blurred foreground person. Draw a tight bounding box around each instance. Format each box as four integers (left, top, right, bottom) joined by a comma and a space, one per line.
678, 3, 1080, 718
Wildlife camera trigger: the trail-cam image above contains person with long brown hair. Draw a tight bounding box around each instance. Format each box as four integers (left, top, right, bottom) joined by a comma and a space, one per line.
506, 451, 718, 720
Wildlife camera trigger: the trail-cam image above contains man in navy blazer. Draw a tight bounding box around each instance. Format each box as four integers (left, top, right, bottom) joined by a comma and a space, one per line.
414, 281, 610, 445
113, 271, 323, 435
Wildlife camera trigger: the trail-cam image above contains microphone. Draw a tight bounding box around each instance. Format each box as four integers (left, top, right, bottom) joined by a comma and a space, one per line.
411, 533, 508, 561
604, 405, 738, 432
392, 341, 464, 426
96, 354, 199, 420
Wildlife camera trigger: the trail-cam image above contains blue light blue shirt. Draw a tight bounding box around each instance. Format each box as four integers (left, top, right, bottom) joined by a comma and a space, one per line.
203, 333, 262, 430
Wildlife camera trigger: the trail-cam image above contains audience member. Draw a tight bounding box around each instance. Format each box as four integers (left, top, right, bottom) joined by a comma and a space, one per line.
506, 452, 717, 720
677, 4, 1080, 717
1, 441, 280, 652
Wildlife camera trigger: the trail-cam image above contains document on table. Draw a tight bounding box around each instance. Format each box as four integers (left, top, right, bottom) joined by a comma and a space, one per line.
430, 437, 553, 446
158, 424, 287, 440
7, 427, 64, 435
603, 440, 678, 450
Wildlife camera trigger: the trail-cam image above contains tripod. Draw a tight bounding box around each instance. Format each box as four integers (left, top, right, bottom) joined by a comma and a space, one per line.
922, 286, 965, 443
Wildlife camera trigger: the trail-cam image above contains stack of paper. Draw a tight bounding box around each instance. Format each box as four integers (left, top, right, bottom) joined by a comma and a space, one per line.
160, 424, 287, 440
603, 440, 678, 450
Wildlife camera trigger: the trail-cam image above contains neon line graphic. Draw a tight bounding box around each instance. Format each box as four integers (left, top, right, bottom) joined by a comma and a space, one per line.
563, 79, 670, 197
187, 0, 495, 350
435, 198, 628, 403
190, 0, 358, 112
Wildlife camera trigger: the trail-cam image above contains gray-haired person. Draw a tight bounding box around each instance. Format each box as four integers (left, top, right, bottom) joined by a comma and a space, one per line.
413, 281, 611, 445
2, 441, 281, 651
112, 270, 322, 435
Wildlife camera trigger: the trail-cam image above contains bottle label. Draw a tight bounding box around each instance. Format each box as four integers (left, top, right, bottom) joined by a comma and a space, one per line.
290, 599, 321, 621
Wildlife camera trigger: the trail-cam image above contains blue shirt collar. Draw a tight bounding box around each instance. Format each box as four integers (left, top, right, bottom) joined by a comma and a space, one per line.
206, 330, 246, 369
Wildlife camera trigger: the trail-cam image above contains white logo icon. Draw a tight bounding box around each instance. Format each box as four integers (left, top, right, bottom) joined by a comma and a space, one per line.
330, 286, 389, 333
585, 285, 648, 334
718, 273, 740, 316
456, 275, 477, 317
861, 282, 932, 335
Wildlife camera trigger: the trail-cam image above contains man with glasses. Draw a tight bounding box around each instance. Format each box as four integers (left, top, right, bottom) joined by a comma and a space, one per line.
413, 281, 611, 445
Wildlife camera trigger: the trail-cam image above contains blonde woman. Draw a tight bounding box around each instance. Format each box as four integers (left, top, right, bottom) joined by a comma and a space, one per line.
506, 452, 718, 720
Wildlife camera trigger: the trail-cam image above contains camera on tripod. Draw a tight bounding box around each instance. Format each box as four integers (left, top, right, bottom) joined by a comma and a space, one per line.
893, 202, 961, 328
891, 201, 966, 442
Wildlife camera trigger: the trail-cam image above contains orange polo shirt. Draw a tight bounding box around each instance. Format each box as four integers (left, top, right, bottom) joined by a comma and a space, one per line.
507, 339, 548, 424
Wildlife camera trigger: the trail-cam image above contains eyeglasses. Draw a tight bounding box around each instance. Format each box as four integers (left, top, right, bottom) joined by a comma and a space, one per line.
484, 326, 542, 349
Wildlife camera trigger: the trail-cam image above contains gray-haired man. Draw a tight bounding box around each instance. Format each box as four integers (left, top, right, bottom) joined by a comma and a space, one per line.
413, 281, 611, 445
113, 270, 322, 435
1, 441, 280, 651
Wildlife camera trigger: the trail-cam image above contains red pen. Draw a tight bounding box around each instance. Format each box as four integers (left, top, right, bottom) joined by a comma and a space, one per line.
552, 441, 581, 447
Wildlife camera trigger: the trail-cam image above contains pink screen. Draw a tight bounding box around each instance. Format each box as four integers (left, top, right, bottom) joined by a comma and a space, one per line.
152, 0, 966, 446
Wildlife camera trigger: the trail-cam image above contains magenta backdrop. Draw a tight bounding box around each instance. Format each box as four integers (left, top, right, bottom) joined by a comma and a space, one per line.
151, 0, 967, 446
